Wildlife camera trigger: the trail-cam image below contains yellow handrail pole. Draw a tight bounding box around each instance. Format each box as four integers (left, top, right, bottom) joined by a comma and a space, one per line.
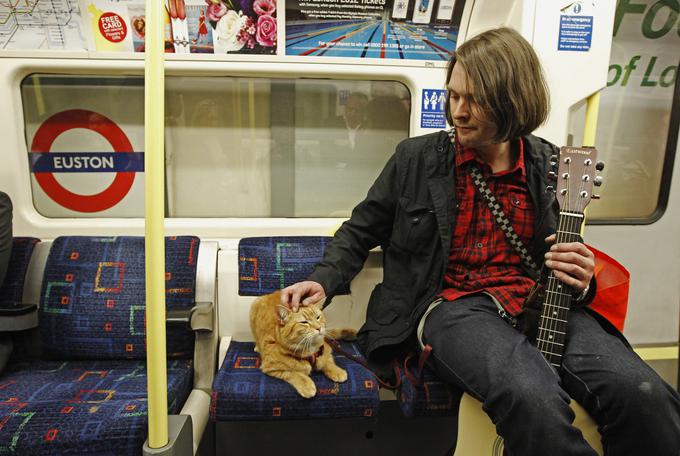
583, 91, 601, 148
144, 0, 168, 449
581, 91, 601, 234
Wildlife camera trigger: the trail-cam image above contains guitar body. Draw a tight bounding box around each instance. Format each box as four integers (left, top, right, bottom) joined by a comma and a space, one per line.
454, 393, 603, 456
454, 147, 605, 455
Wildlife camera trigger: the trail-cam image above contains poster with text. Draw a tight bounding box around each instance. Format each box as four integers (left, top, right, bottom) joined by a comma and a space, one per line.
286, 0, 464, 60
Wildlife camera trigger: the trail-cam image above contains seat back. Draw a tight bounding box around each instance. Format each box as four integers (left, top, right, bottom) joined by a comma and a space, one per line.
0, 237, 40, 309
238, 236, 335, 296
218, 236, 386, 342
39, 236, 199, 360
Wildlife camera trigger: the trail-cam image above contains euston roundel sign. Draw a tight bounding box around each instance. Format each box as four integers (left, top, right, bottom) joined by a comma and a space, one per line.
30, 109, 136, 213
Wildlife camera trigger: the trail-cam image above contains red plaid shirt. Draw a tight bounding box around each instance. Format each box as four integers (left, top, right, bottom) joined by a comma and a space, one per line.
440, 138, 536, 316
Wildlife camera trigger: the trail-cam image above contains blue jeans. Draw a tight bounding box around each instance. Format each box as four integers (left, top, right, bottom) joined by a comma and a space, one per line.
422, 295, 680, 456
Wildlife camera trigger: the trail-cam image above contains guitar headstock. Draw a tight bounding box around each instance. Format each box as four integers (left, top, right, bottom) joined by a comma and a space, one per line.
548, 146, 604, 214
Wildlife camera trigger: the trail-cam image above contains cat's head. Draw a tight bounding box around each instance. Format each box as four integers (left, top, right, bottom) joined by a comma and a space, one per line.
276, 303, 326, 352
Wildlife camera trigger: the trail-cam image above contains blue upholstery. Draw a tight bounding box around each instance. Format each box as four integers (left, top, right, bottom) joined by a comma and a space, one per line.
210, 341, 379, 421
0, 359, 193, 456
238, 236, 334, 296
0, 237, 40, 309
0, 236, 199, 455
40, 236, 198, 359
398, 359, 460, 418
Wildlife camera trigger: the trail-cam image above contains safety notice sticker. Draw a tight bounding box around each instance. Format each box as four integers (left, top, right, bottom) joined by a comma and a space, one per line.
558, 15, 593, 52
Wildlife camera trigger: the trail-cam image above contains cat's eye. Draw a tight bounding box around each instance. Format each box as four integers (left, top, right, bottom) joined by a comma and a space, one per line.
299, 321, 309, 325
316, 315, 320, 320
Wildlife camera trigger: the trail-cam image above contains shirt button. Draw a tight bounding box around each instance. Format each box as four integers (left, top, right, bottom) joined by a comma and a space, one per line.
476, 242, 483, 248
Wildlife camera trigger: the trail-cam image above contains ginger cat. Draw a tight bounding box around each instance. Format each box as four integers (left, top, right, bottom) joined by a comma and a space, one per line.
250, 291, 355, 398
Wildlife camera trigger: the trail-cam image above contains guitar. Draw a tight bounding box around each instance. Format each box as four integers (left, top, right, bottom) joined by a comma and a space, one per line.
531, 146, 603, 368
454, 146, 604, 456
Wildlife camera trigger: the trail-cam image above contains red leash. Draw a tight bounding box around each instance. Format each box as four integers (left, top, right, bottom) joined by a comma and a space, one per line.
325, 338, 402, 390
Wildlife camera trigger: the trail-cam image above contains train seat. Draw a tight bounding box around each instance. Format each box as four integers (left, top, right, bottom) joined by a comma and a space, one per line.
0, 237, 41, 331
397, 355, 459, 418
210, 236, 380, 421
0, 236, 218, 456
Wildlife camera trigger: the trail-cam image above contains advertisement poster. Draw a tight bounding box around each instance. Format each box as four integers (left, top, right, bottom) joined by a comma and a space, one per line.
286, 0, 464, 60
80, 0, 275, 54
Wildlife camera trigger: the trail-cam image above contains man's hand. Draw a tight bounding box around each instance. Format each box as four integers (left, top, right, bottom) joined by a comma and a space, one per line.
544, 234, 594, 293
280, 281, 326, 311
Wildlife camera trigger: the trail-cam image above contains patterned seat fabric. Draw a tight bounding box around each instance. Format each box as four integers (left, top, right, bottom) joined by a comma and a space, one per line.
0, 359, 193, 456
40, 236, 199, 359
238, 236, 348, 296
210, 341, 379, 421
0, 236, 199, 455
0, 237, 40, 309
397, 358, 461, 418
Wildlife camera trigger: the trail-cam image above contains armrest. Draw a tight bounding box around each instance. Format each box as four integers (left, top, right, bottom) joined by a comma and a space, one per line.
0, 303, 38, 331
166, 302, 214, 332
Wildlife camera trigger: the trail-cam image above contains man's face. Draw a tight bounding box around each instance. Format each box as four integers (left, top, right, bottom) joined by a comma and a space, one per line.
447, 64, 499, 150
344, 96, 367, 129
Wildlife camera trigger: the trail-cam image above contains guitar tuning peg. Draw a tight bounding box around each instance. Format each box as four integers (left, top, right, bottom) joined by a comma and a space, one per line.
550, 154, 558, 162
595, 161, 605, 171
546, 185, 555, 193
591, 194, 601, 200
548, 171, 558, 180
594, 176, 603, 187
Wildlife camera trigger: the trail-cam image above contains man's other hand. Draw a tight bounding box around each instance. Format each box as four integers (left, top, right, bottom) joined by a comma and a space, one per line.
544, 234, 595, 293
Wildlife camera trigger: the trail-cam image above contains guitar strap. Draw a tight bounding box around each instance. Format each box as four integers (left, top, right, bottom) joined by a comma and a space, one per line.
468, 165, 540, 275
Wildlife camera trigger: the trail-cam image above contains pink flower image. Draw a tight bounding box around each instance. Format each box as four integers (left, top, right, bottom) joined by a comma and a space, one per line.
237, 16, 257, 49
253, 0, 276, 16
255, 14, 276, 47
205, 0, 227, 21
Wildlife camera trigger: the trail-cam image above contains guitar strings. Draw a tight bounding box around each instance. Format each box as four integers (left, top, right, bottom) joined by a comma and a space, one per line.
537, 154, 592, 366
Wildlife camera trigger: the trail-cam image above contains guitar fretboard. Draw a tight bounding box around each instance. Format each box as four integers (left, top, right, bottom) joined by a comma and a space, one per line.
536, 211, 584, 368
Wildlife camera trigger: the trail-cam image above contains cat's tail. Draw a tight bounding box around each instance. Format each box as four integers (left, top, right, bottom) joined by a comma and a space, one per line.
326, 328, 357, 341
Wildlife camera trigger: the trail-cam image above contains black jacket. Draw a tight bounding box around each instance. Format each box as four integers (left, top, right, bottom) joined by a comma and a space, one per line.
309, 131, 592, 361
0, 192, 12, 288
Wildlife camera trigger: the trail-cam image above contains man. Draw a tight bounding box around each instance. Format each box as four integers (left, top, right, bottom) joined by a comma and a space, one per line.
327, 92, 369, 150
0, 191, 12, 288
282, 27, 680, 455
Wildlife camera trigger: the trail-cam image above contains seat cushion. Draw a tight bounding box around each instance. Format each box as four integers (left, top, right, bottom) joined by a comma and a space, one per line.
398, 361, 460, 418
210, 341, 379, 421
0, 358, 193, 455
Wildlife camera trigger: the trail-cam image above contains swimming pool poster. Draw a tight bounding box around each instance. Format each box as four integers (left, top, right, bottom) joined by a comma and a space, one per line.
285, 0, 465, 60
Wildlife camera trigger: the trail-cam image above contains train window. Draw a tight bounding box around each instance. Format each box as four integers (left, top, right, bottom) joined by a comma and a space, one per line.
587, 0, 678, 222
21, 74, 410, 218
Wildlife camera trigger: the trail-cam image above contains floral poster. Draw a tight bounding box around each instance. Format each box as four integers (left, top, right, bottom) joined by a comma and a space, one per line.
205, 0, 277, 54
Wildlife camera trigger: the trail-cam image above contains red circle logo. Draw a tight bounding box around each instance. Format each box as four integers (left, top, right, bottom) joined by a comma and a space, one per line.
98, 12, 127, 43
30, 109, 136, 213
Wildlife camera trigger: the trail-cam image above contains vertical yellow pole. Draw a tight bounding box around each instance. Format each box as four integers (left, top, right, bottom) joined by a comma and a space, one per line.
583, 92, 600, 147
145, 0, 168, 449
581, 91, 601, 233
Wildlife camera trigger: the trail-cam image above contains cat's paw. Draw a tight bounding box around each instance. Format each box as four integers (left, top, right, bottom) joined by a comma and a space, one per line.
294, 378, 317, 398
325, 366, 348, 383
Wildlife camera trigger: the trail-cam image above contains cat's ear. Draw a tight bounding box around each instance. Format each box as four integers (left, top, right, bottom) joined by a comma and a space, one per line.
276, 305, 291, 325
